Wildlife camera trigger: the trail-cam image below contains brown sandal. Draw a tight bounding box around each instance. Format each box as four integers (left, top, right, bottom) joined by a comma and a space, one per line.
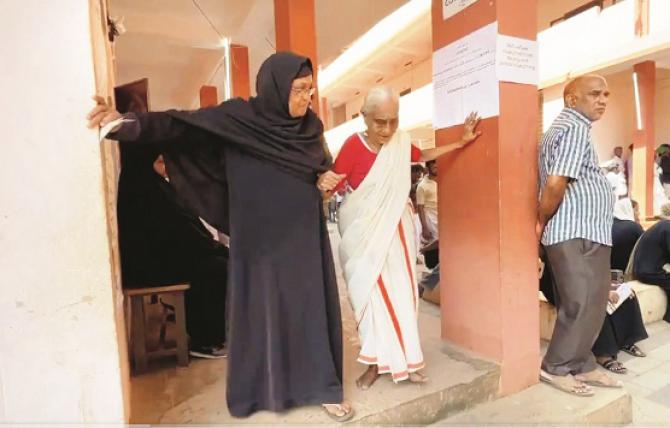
322, 402, 355, 422
599, 358, 627, 374
540, 370, 595, 397
622, 344, 646, 358
574, 370, 624, 388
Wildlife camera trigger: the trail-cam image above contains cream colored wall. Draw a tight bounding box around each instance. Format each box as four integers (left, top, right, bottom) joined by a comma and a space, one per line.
0, 0, 126, 423
343, 57, 432, 120
542, 68, 670, 162
537, 0, 616, 31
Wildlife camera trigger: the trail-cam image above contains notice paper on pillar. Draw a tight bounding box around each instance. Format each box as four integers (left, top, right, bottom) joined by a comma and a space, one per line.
432, 22, 498, 130
442, 0, 478, 20
496, 33, 538, 85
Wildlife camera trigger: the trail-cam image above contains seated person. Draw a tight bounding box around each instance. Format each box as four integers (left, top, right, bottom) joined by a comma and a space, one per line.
631, 203, 670, 323
541, 198, 648, 374
118, 145, 229, 359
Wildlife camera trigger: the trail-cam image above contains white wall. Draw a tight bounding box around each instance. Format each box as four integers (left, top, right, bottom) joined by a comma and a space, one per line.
537, 0, 617, 31
343, 56, 432, 120
0, 1, 126, 423
542, 67, 670, 162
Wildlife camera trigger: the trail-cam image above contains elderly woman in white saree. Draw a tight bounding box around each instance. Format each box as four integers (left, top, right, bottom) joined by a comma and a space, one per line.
318, 86, 481, 389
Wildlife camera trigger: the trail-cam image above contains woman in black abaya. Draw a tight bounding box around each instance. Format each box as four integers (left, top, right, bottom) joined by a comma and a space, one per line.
87, 52, 352, 421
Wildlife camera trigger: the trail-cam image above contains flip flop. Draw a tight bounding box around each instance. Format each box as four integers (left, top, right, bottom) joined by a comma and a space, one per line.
574, 371, 624, 389
322, 403, 355, 422
621, 344, 646, 358
540, 370, 595, 397
599, 358, 627, 374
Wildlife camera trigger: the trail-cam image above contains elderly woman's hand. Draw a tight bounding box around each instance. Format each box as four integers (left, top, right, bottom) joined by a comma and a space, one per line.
457, 111, 482, 148
87, 95, 123, 130
317, 171, 345, 192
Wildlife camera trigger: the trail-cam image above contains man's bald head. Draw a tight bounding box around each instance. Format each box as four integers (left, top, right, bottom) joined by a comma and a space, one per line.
563, 74, 610, 121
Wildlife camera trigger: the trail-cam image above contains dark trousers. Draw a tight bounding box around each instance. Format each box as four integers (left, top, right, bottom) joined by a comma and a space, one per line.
185, 254, 228, 348
592, 296, 648, 357
424, 248, 439, 270
542, 239, 611, 376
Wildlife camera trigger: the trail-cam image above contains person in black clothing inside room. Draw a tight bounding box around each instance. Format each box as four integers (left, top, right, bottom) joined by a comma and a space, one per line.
116, 92, 228, 359
541, 198, 648, 374
631, 203, 670, 323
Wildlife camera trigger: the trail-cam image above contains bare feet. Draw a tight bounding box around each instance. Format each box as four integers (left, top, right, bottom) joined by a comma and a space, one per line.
408, 371, 428, 383
356, 365, 380, 390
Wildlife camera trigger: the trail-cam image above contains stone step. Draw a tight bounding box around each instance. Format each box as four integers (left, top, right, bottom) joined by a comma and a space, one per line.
436, 382, 632, 426
153, 308, 501, 425
540, 281, 668, 341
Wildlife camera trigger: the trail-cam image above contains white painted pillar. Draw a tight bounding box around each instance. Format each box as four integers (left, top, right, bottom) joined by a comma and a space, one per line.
0, 0, 127, 423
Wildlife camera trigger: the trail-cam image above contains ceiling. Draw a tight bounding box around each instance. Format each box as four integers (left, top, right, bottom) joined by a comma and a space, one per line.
109, 0, 412, 109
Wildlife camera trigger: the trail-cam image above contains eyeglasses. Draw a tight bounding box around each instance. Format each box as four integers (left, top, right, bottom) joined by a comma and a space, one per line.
291, 86, 316, 97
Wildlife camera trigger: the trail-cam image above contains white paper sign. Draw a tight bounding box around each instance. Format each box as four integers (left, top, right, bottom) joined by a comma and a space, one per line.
443, 0, 478, 20
432, 22, 499, 130
496, 33, 538, 85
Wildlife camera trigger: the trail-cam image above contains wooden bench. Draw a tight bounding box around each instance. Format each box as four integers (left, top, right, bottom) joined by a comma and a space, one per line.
124, 283, 190, 374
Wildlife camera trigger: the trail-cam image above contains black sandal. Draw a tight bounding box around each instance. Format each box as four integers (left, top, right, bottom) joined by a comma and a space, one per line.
622, 344, 646, 358
599, 358, 627, 374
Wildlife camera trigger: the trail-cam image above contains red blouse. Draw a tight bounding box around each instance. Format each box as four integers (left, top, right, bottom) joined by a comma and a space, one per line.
332, 133, 421, 191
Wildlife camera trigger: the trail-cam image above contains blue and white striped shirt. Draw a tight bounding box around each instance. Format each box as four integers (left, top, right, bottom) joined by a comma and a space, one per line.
539, 108, 614, 246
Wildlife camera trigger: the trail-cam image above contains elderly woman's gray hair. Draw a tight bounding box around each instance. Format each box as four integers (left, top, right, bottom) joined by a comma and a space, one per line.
361, 86, 399, 115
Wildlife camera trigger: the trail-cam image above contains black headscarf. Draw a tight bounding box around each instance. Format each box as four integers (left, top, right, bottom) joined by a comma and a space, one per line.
157, 51, 330, 234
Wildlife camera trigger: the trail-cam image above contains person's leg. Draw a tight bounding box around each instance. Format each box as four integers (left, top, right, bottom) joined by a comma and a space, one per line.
592, 316, 618, 358
611, 296, 648, 353
592, 316, 627, 373
185, 254, 228, 351
542, 239, 610, 376
568, 241, 611, 375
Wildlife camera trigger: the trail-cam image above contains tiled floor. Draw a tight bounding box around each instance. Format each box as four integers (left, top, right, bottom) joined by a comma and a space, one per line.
615, 320, 670, 425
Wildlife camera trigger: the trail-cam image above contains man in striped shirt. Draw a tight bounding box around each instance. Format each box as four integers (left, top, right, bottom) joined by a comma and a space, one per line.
537, 75, 620, 396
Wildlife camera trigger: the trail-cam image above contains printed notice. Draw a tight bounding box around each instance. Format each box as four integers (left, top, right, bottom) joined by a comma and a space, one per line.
496, 33, 538, 85
443, 0, 478, 20
432, 22, 499, 130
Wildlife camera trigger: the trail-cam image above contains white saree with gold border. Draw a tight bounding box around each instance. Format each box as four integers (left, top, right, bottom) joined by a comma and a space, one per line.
337, 130, 424, 381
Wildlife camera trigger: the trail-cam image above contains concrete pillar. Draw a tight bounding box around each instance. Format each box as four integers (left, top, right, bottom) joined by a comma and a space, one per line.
274, 0, 320, 115
199, 85, 218, 108
231, 44, 251, 100
0, 0, 127, 422
631, 61, 656, 219
432, 0, 539, 395
635, 0, 650, 36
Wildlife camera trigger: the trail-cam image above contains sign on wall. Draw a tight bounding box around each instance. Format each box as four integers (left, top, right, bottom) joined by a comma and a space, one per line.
432, 22, 538, 129
433, 22, 498, 130
496, 34, 538, 86
442, 0, 478, 20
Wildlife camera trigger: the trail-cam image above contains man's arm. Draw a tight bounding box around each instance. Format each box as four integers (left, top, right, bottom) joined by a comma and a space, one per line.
536, 175, 569, 238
